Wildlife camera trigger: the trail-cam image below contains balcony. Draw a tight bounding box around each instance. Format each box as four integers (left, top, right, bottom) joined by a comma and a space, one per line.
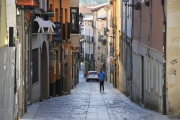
91, 37, 94, 43
17, 0, 39, 7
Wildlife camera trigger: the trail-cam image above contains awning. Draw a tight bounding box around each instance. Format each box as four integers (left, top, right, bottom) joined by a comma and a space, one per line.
83, 16, 93, 21
17, 0, 39, 7
97, 14, 106, 20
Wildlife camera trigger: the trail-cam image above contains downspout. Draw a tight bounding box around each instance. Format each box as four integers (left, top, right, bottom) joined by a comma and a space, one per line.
131, 0, 134, 101
113, 30, 115, 87
114, 0, 117, 89
125, 1, 128, 95
60, 0, 63, 96
162, 0, 166, 115
60, 0, 61, 22
28, 12, 33, 105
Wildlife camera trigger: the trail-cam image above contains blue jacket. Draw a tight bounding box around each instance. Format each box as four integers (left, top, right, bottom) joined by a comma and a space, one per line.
98, 71, 106, 81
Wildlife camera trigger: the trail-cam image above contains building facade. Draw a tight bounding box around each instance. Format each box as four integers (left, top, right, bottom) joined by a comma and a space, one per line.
83, 17, 94, 76
91, 3, 108, 73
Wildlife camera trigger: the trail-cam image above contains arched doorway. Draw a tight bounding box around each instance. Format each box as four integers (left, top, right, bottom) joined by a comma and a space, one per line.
41, 42, 48, 99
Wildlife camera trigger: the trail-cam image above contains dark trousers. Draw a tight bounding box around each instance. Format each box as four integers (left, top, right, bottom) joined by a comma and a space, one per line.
100, 81, 104, 91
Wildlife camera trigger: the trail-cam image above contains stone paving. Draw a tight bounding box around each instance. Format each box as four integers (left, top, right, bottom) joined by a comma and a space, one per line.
21, 70, 170, 120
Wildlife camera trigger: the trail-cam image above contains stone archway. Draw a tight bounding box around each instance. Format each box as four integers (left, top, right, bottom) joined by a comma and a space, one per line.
41, 42, 48, 99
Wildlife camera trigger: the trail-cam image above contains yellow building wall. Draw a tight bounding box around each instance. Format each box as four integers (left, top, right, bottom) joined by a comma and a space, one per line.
61, 0, 70, 23
115, 0, 126, 92
166, 0, 180, 114
1, 0, 7, 47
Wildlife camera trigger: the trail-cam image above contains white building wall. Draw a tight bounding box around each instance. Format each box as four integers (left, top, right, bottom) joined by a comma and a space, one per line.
127, 0, 132, 38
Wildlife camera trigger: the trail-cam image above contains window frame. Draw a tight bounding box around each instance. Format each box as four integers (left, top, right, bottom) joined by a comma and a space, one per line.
70, 7, 79, 34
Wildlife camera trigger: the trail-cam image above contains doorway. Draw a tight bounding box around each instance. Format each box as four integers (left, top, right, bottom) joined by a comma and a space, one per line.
41, 42, 48, 99
141, 55, 144, 104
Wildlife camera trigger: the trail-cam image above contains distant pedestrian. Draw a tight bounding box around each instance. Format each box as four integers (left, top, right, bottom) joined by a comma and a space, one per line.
98, 68, 106, 92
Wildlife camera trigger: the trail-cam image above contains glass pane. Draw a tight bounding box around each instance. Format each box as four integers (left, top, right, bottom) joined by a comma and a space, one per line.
71, 9, 77, 13
89, 72, 97, 74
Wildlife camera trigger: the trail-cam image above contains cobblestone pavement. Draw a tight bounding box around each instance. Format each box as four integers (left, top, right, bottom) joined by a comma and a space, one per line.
22, 71, 169, 120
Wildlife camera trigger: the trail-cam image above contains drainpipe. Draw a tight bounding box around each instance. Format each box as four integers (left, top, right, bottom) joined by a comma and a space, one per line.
60, 0, 61, 22
130, 0, 134, 101
125, 0, 128, 95
28, 12, 33, 105
162, 0, 166, 115
89, 25, 90, 71
113, 30, 115, 87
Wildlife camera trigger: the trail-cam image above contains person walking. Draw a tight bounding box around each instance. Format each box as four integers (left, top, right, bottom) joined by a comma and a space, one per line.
98, 68, 106, 92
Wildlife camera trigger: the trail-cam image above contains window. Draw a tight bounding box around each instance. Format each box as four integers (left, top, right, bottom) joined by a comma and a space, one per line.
71, 7, 79, 34
32, 48, 39, 85
56, 8, 59, 22
61, 8, 63, 22
65, 9, 67, 22
88, 71, 97, 74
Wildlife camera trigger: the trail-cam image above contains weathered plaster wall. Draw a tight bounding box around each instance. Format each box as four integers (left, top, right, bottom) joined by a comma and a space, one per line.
166, 0, 180, 114
70, 0, 79, 7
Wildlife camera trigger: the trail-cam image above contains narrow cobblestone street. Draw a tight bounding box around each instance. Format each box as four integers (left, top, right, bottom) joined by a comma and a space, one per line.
21, 71, 169, 120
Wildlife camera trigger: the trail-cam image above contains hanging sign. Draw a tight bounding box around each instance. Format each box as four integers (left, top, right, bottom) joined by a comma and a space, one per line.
34, 16, 56, 33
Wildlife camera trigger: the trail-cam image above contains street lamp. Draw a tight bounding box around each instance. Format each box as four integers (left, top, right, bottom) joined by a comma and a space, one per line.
79, 13, 83, 24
